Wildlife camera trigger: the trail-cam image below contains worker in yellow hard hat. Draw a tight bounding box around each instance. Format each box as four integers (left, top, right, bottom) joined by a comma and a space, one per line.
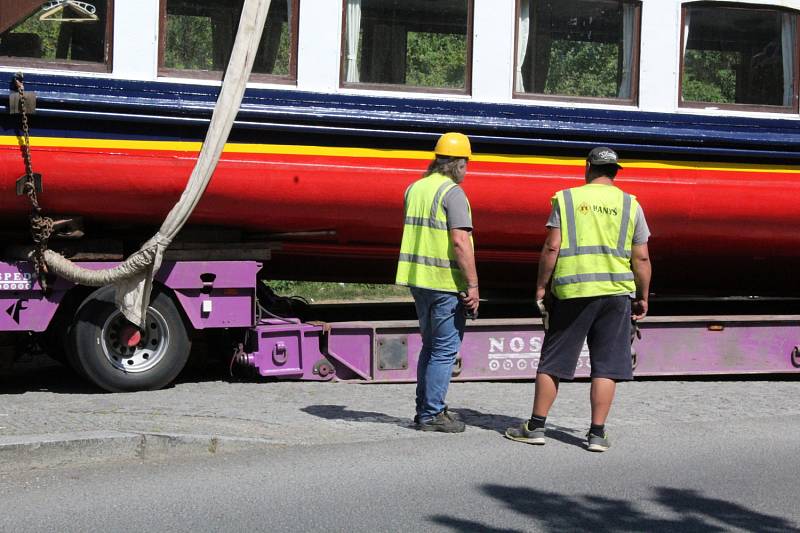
396, 132, 479, 433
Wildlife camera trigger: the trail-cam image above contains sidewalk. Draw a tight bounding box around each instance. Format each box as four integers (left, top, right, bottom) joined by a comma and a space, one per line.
2, 359, 799, 471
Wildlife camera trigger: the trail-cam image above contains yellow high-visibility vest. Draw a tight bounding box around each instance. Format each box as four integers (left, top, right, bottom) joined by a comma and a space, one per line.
552, 183, 638, 299
395, 173, 471, 292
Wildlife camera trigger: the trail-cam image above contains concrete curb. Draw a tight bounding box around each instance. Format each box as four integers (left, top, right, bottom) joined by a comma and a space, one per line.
0, 431, 283, 473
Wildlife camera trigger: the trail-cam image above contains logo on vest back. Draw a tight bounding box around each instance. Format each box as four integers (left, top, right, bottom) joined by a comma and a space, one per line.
577, 202, 618, 217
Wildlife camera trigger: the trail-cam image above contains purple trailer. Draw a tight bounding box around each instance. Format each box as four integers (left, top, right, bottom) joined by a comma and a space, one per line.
1, 259, 798, 391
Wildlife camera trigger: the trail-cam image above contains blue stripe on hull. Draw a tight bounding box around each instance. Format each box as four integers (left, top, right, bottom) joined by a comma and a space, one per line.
3, 72, 800, 161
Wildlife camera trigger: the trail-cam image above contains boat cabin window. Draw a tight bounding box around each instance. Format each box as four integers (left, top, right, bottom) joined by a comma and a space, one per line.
159, 0, 299, 82
514, 0, 640, 103
0, 1, 112, 71
341, 0, 472, 93
680, 3, 799, 111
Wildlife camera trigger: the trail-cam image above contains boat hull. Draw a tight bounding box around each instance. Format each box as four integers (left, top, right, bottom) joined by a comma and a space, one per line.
2, 135, 799, 296
2, 74, 800, 297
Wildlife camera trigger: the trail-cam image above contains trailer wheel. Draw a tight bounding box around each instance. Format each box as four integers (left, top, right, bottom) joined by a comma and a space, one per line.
69, 285, 191, 392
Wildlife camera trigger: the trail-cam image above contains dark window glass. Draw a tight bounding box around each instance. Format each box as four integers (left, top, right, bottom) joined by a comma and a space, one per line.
0, 1, 110, 66
342, 0, 471, 90
516, 0, 639, 100
681, 4, 797, 108
162, 0, 297, 79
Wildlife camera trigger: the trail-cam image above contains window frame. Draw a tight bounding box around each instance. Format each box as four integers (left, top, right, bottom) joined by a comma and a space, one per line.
512, 0, 641, 105
338, 0, 474, 95
0, 0, 115, 73
678, 1, 800, 114
157, 0, 300, 83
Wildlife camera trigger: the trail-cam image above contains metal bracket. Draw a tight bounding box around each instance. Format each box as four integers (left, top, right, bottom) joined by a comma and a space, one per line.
16, 173, 42, 195
9, 92, 36, 114
377, 335, 408, 370
313, 358, 335, 379
272, 341, 287, 365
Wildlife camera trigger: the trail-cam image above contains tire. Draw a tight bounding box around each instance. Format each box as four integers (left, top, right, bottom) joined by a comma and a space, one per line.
69, 285, 191, 392
42, 288, 90, 371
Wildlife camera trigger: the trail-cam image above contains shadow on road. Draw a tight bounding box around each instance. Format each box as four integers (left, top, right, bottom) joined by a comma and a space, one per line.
430, 484, 795, 532
301, 404, 415, 429
0, 354, 238, 395
301, 405, 588, 449
450, 408, 586, 448
0, 359, 100, 394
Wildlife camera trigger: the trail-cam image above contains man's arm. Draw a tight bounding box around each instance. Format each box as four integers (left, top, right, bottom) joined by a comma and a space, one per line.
450, 228, 479, 314
631, 243, 651, 320
535, 227, 561, 302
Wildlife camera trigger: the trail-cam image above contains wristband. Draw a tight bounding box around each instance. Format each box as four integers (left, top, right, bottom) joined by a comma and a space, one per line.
467, 284, 479, 289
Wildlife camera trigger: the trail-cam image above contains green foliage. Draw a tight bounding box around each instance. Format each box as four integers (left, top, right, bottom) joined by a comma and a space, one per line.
272, 24, 290, 76
543, 40, 619, 98
406, 32, 466, 88
264, 281, 410, 303
165, 15, 215, 70
682, 50, 738, 103
164, 15, 290, 74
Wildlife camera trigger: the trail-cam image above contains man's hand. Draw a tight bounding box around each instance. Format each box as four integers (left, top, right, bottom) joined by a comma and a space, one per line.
535, 286, 550, 330
461, 286, 479, 316
631, 298, 648, 320
535, 286, 547, 303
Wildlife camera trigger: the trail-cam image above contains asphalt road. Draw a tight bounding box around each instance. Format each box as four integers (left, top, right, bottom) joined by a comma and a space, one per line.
1, 359, 799, 532
0, 414, 798, 532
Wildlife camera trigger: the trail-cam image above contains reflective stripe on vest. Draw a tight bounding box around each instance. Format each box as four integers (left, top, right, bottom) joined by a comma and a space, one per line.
395, 173, 470, 292
558, 189, 633, 259
552, 185, 638, 299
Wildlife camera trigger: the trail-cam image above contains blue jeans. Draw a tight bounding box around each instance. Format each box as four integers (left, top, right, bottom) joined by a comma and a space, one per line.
410, 287, 466, 421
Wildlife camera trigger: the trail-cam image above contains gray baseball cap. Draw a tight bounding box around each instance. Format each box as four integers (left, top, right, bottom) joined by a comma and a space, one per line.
587, 147, 623, 169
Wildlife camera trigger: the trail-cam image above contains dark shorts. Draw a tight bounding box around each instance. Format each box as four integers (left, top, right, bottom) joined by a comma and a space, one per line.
537, 295, 634, 381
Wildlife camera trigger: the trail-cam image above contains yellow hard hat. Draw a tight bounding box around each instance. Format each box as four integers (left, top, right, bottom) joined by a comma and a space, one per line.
434, 132, 471, 159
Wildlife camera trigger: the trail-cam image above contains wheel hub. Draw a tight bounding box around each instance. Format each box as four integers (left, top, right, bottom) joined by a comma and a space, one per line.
101, 309, 170, 373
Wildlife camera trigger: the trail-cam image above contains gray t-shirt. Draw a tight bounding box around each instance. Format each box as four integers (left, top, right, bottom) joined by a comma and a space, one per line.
442, 185, 472, 230
406, 182, 472, 230
546, 199, 650, 244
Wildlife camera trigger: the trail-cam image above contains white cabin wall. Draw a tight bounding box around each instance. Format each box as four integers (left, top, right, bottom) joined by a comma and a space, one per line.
686, 0, 800, 8
472, 0, 515, 103
638, 0, 681, 113
296, 0, 341, 92
112, 0, 160, 80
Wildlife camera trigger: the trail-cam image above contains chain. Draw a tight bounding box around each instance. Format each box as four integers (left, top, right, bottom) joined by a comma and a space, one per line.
14, 73, 53, 290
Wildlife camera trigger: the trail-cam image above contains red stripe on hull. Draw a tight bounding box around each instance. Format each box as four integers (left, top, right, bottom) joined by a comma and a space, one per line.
2, 144, 799, 294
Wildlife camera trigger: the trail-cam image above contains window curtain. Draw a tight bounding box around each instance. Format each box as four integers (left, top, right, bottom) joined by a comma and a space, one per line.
346, 0, 361, 82
781, 13, 796, 107
617, 2, 635, 98
682, 9, 691, 59
516, 0, 530, 92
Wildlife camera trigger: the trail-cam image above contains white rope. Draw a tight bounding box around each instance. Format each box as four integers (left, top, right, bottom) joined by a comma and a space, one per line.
44, 0, 272, 328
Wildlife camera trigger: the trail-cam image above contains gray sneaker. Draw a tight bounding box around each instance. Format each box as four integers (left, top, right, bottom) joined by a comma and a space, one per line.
414, 405, 461, 425
587, 431, 610, 452
418, 411, 466, 433
504, 421, 546, 445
